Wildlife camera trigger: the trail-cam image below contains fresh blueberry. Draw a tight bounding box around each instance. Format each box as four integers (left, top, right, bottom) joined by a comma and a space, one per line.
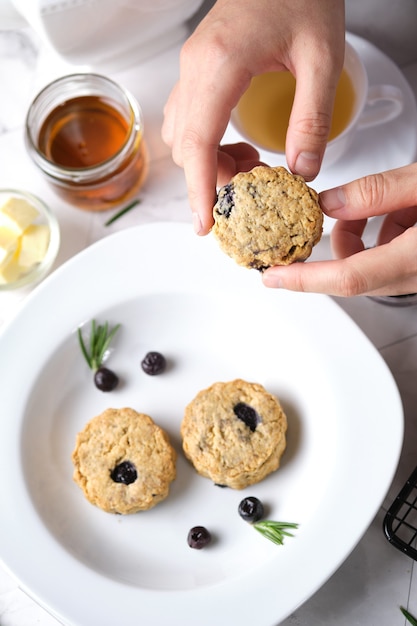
238, 496, 264, 523
94, 366, 119, 391
187, 526, 212, 549
110, 461, 137, 485
233, 402, 260, 432
141, 351, 166, 375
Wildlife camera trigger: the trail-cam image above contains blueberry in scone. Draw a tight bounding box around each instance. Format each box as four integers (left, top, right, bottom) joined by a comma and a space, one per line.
213, 165, 323, 270
181, 379, 287, 489
72, 407, 176, 514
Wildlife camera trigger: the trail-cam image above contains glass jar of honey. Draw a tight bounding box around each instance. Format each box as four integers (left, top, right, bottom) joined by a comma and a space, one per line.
25, 74, 148, 211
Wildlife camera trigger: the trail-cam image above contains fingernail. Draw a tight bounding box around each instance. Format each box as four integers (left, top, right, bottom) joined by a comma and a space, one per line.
192, 212, 203, 235
262, 270, 282, 289
320, 187, 346, 212
294, 152, 320, 179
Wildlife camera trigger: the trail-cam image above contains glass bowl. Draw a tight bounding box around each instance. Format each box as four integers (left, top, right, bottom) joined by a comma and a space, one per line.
0, 189, 60, 291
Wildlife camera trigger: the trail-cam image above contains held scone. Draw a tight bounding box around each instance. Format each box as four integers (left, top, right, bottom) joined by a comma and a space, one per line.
72, 407, 176, 514
181, 379, 287, 489
212, 165, 323, 270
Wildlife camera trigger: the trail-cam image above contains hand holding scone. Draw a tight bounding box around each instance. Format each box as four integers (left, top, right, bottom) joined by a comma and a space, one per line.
162, 0, 345, 235
263, 163, 417, 297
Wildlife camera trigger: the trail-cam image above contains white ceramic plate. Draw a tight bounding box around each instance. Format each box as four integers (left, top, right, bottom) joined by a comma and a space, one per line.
0, 223, 403, 626
223, 32, 417, 234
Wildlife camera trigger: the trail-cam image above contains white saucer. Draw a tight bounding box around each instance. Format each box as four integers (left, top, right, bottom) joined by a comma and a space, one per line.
222, 33, 417, 234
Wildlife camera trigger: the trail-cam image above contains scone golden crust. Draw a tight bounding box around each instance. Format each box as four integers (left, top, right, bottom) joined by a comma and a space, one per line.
72, 407, 176, 514
181, 379, 287, 489
212, 165, 323, 269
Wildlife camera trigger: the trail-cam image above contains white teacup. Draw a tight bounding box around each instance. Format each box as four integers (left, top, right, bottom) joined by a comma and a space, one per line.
231, 39, 404, 168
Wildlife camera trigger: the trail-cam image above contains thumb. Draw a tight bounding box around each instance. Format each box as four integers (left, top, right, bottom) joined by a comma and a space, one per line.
319, 164, 417, 220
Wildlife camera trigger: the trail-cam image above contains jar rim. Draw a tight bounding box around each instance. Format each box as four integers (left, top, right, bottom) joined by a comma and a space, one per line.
25, 73, 144, 183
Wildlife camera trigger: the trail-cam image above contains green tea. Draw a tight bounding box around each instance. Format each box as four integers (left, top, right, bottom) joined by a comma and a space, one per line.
236, 69, 355, 152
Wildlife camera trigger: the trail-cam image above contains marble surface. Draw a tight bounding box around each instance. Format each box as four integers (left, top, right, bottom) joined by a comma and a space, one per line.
1, 10, 417, 626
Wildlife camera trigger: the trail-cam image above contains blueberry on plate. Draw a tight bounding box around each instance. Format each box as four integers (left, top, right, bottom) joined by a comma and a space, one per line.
94, 366, 119, 391
187, 526, 212, 549
238, 496, 264, 523
141, 351, 166, 375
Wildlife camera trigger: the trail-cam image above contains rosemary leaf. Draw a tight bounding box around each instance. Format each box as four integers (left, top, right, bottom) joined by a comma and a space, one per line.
78, 320, 121, 371
97, 323, 121, 366
90, 321, 104, 370
401, 607, 417, 625
253, 520, 298, 546
90, 319, 97, 361
104, 199, 141, 226
77, 328, 92, 369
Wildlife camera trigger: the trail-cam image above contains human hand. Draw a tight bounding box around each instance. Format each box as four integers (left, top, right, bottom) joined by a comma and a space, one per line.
162, 0, 345, 235
262, 163, 417, 297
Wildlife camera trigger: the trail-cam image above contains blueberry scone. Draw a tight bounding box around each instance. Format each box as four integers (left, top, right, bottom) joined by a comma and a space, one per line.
72, 407, 176, 514
181, 379, 287, 489
212, 165, 323, 269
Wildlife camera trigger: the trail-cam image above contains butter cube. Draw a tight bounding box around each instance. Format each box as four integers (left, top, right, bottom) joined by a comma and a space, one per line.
0, 248, 21, 284
19, 224, 50, 267
0, 197, 39, 235
0, 226, 18, 266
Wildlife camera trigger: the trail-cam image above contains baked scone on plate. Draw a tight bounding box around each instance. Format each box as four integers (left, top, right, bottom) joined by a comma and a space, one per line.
181, 379, 287, 489
212, 165, 323, 270
72, 407, 176, 514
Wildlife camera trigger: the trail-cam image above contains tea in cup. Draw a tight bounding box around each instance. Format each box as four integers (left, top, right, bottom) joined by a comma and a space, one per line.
231, 39, 404, 167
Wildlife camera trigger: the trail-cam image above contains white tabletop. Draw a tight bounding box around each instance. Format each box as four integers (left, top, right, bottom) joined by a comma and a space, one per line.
1, 22, 417, 626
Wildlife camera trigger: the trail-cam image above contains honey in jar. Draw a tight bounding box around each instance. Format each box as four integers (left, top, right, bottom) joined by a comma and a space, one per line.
25, 74, 148, 211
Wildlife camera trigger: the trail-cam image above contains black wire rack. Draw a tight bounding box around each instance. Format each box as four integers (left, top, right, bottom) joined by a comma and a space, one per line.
383, 465, 417, 560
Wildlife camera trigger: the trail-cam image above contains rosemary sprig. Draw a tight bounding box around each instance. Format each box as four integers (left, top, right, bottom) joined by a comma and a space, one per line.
104, 199, 141, 226
253, 520, 299, 546
78, 320, 121, 371
401, 607, 417, 625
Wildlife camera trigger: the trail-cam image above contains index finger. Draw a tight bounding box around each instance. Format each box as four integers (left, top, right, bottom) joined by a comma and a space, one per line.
175, 52, 251, 234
